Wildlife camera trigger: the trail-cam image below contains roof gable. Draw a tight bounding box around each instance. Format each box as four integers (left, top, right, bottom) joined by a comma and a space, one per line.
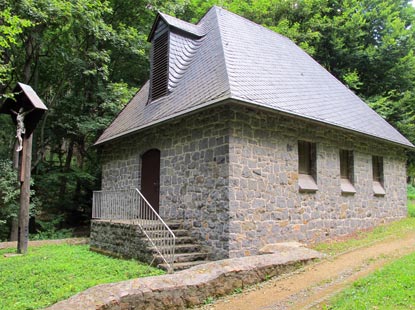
148, 12, 206, 42
96, 7, 412, 148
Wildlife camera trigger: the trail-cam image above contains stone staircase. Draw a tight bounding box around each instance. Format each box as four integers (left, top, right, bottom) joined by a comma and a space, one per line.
150, 221, 210, 271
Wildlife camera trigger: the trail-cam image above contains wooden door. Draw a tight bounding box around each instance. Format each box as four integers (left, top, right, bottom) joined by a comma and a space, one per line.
141, 149, 160, 213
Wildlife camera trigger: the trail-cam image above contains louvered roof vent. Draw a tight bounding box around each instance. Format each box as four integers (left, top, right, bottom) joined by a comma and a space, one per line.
150, 30, 169, 101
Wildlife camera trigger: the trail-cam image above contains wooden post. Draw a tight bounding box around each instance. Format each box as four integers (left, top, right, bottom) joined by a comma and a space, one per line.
17, 133, 33, 254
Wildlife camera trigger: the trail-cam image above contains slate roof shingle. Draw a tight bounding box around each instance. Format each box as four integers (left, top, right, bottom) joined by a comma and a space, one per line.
96, 6, 412, 148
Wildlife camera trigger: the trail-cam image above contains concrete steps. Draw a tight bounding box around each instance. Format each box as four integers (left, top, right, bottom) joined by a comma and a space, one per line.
151, 222, 210, 272
150, 235, 193, 244
150, 243, 202, 253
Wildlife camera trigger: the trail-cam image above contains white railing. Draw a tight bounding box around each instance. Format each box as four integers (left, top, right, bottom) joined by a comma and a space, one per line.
92, 188, 176, 272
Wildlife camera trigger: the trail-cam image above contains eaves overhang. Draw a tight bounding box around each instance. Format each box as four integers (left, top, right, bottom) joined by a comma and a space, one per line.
95, 94, 413, 149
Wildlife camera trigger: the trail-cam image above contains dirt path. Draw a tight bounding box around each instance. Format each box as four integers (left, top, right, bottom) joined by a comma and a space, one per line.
196, 232, 415, 310
0, 238, 88, 250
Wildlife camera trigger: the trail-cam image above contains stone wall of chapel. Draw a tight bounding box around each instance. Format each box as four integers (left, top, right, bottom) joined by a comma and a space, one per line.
228, 105, 407, 258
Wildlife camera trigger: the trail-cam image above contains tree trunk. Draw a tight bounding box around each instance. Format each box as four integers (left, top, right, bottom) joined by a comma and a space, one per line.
9, 218, 18, 241
58, 140, 74, 201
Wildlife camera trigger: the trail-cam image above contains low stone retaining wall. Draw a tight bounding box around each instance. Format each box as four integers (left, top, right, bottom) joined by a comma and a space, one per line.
90, 220, 152, 263
47, 246, 323, 310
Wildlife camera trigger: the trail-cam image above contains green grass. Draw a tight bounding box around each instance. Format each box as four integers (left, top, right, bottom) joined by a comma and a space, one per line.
0, 244, 164, 310
313, 217, 415, 256
325, 251, 415, 309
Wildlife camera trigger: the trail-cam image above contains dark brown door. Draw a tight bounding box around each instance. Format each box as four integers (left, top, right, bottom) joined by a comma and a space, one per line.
141, 149, 160, 213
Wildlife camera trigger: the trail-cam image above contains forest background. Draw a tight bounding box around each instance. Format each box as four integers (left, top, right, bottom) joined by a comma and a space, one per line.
0, 0, 414, 241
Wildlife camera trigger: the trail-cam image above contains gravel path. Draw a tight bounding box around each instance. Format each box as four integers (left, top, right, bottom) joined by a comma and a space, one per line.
196, 231, 415, 310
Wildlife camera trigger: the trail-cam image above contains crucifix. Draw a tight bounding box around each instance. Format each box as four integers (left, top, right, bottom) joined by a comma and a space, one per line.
11, 107, 35, 153
0, 83, 47, 254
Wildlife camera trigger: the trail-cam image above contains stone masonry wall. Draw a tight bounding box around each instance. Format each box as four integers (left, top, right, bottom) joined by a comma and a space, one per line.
98, 103, 408, 260
89, 220, 152, 263
228, 105, 407, 258
100, 106, 230, 260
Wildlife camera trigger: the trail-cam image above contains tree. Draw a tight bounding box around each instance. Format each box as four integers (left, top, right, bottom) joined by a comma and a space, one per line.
1, 0, 414, 239
0, 0, 190, 239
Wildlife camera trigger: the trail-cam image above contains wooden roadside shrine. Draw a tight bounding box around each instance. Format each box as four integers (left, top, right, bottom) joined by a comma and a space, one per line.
0, 83, 47, 254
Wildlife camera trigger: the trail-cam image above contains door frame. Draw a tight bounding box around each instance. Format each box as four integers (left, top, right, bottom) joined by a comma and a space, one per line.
140, 148, 161, 214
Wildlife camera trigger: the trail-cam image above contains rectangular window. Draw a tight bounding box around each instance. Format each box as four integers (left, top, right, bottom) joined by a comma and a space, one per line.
340, 150, 356, 194
372, 155, 385, 196
298, 140, 317, 192
340, 150, 354, 181
372, 156, 383, 184
298, 140, 316, 176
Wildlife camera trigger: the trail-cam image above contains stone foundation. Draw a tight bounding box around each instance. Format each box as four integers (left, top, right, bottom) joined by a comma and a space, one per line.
90, 220, 152, 263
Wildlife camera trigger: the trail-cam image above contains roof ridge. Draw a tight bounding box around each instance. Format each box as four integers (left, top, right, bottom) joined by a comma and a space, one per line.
213, 7, 233, 99
214, 6, 293, 42
158, 11, 196, 27
158, 11, 206, 37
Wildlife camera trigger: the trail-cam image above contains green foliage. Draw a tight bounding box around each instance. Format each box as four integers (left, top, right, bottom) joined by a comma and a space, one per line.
0, 6, 32, 96
232, 287, 243, 294
313, 217, 415, 256
30, 228, 73, 241
0, 244, 164, 310
0, 160, 19, 241
408, 184, 415, 200
326, 251, 415, 309
30, 216, 73, 240
0, 159, 40, 241
408, 185, 415, 217
203, 296, 215, 305
0, 0, 145, 233
1, 0, 415, 236
408, 202, 415, 217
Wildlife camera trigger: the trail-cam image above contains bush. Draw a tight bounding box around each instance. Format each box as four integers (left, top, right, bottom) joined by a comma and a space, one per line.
0, 160, 39, 241
30, 216, 73, 240
408, 202, 415, 218
0, 160, 19, 241
408, 184, 415, 200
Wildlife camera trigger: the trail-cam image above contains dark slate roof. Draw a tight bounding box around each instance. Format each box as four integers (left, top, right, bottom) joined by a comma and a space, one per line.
96, 6, 413, 147
158, 12, 206, 37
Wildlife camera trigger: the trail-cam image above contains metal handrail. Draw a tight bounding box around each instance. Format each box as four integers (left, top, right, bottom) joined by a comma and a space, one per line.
92, 188, 176, 272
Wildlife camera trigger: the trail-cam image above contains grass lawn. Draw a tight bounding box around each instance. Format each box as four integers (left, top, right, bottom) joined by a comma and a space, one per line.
0, 244, 164, 310
317, 201, 415, 309
324, 251, 415, 309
